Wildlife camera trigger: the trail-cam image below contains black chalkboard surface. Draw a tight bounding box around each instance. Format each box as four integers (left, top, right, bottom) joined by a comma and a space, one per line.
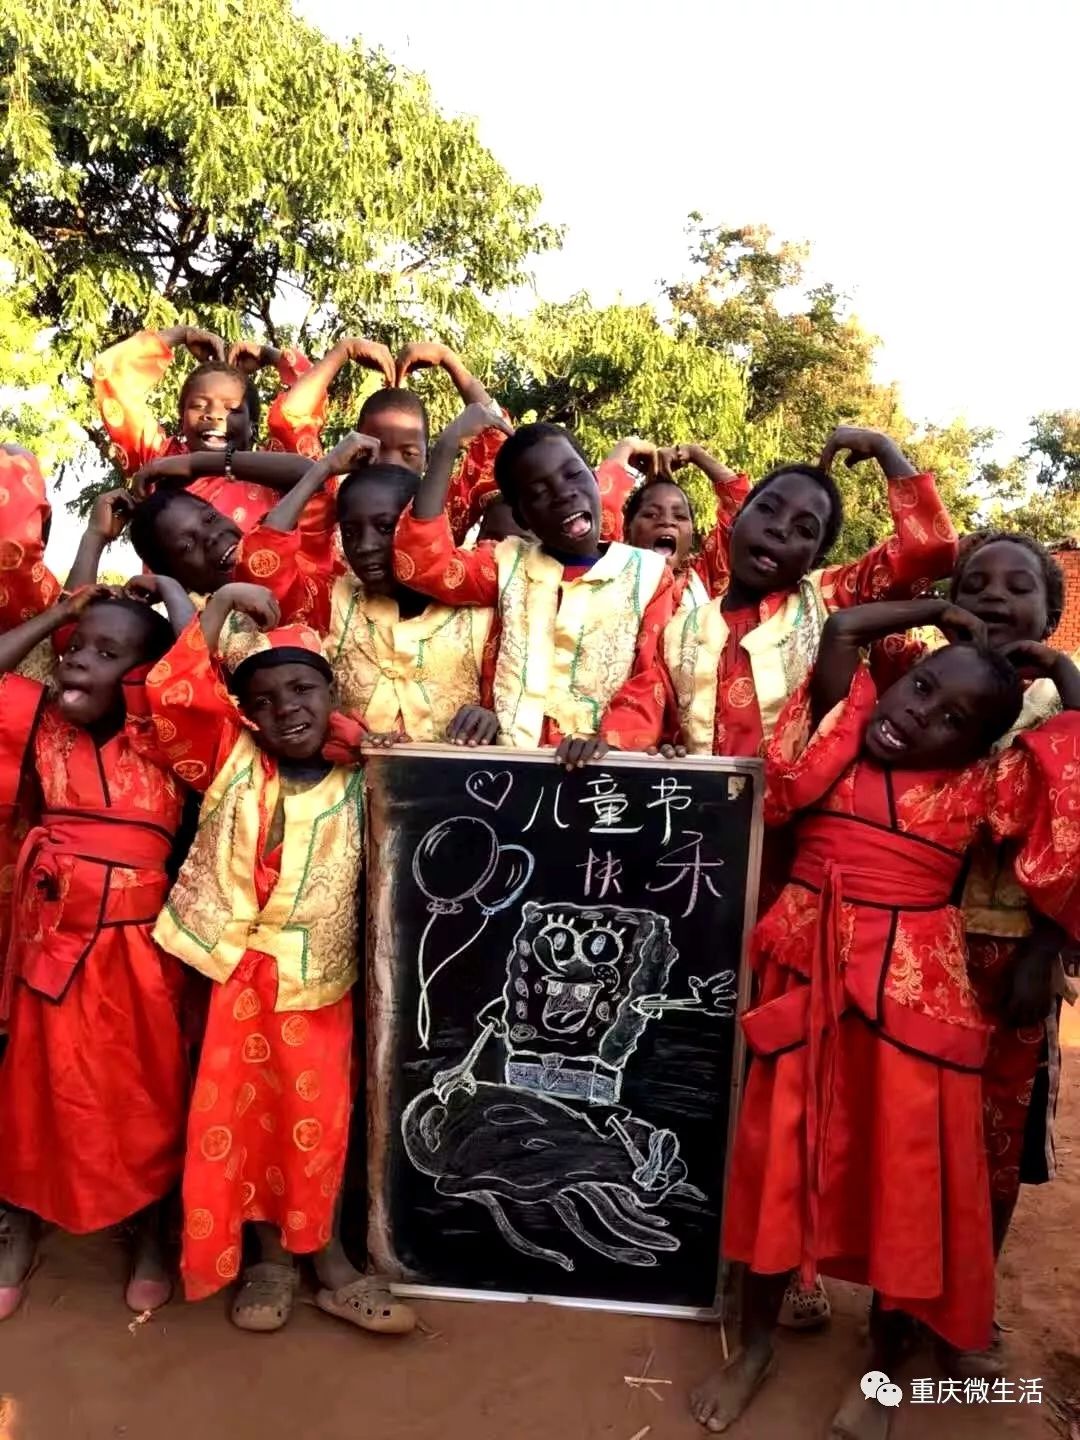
364, 747, 763, 1316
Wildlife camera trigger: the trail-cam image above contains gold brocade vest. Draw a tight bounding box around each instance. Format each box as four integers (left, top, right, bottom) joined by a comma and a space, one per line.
678, 569, 711, 613
493, 539, 668, 747
326, 576, 492, 740
153, 731, 363, 1011
665, 575, 828, 754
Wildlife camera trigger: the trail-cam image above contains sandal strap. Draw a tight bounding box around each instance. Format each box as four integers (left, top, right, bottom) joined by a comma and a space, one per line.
331, 1276, 398, 1306
236, 1261, 298, 1292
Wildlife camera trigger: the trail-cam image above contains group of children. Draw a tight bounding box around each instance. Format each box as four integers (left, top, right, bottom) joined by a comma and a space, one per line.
0, 318, 1077, 1439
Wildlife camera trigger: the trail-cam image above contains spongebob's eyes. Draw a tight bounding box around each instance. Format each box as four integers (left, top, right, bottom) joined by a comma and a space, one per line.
533, 923, 578, 971
580, 928, 623, 967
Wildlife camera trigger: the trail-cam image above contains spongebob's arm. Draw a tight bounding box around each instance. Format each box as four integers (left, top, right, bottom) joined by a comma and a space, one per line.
433, 998, 504, 1101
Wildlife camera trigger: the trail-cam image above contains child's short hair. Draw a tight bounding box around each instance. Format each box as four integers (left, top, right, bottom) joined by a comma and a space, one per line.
357, 387, 429, 443
736, 463, 844, 563
948, 642, 1026, 748
86, 595, 175, 665
128, 489, 207, 574
336, 463, 420, 515
493, 423, 593, 509
623, 477, 693, 529
951, 531, 1066, 635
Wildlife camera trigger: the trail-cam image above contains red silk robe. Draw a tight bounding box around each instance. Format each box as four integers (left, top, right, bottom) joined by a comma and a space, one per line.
392, 508, 675, 751
146, 629, 352, 1299
0, 450, 62, 972
93, 331, 311, 533
0, 449, 61, 628
860, 631, 1070, 1211
723, 669, 1080, 1350
0, 673, 188, 1232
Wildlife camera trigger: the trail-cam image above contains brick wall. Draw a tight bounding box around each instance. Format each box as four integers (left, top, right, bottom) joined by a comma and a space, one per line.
1050, 547, 1080, 653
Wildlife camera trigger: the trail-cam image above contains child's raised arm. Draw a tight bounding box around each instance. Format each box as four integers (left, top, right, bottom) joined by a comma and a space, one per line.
395, 406, 515, 608
199, 582, 280, 653
811, 598, 984, 725
395, 342, 493, 408
658, 443, 751, 594
257, 433, 381, 535
0, 590, 103, 677
1000, 640, 1080, 711
94, 326, 225, 475
66, 490, 135, 590
265, 337, 395, 456
817, 425, 958, 604
226, 339, 312, 391
146, 583, 280, 792
124, 575, 198, 637
659, 443, 745, 498
130, 449, 316, 501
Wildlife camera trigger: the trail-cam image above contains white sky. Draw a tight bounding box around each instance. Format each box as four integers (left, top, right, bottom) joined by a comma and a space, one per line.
306, 0, 1078, 448
44, 0, 1080, 571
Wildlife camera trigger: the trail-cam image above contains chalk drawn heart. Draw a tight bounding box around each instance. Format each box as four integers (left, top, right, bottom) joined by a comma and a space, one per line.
466, 770, 513, 811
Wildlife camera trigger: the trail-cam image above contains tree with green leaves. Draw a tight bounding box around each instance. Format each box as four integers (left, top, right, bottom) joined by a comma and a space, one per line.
664, 220, 990, 553
0, 277, 81, 470
0, 0, 556, 472
977, 413, 1080, 542
486, 296, 782, 522
666, 220, 879, 453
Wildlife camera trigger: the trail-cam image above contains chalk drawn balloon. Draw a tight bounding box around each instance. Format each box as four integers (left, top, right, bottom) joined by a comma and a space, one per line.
475, 844, 534, 917
412, 815, 499, 914
413, 818, 536, 1051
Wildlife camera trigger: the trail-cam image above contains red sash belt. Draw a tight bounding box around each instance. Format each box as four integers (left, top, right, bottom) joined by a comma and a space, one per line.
1, 809, 172, 1018
790, 812, 961, 908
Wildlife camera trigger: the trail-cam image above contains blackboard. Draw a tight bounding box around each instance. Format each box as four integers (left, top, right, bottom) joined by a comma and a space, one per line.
363, 747, 763, 1317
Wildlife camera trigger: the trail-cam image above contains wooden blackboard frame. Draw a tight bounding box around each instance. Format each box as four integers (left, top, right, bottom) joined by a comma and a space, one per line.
363, 745, 764, 1320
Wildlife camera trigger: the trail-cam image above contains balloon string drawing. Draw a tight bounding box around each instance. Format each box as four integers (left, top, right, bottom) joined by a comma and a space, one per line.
412, 815, 534, 1050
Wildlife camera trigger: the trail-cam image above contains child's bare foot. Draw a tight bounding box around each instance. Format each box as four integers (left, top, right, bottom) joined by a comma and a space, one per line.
690, 1338, 775, 1432
125, 1203, 173, 1313
830, 1378, 893, 1440
0, 1206, 38, 1320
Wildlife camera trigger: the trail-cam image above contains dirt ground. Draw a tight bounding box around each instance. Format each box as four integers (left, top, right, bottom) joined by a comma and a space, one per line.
1, 1010, 1077, 1440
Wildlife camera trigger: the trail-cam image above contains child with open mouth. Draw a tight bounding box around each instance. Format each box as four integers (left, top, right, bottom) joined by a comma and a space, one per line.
94, 322, 315, 534
147, 581, 414, 1340
392, 418, 677, 765
0, 584, 187, 1322
693, 596, 1080, 1438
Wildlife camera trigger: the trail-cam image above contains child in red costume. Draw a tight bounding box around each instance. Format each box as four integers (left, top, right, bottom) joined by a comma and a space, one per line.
692, 598, 1080, 1438
0, 585, 190, 1320
147, 583, 413, 1338
94, 324, 311, 529
623, 443, 750, 608
234, 424, 506, 743
393, 420, 676, 763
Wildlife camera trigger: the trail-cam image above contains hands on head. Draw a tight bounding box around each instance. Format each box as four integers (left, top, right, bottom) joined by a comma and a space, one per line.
88, 488, 135, 542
